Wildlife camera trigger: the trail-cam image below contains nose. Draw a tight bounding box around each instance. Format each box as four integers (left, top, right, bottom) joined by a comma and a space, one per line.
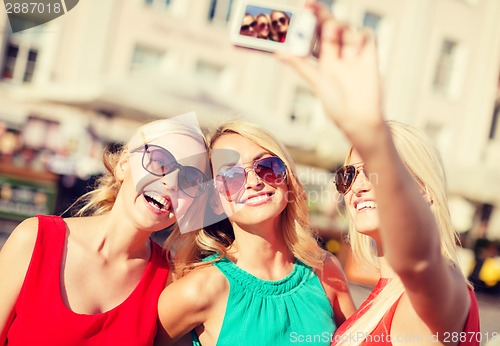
350, 169, 372, 194
161, 169, 179, 192
245, 169, 264, 190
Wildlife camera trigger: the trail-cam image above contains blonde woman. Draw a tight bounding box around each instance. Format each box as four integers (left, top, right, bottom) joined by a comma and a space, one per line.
156, 120, 356, 346
0, 114, 209, 345
239, 13, 258, 38
281, 2, 480, 346
256, 13, 271, 40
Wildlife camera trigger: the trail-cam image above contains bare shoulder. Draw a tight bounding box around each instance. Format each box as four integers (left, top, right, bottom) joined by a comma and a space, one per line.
159, 262, 229, 313
319, 251, 349, 283
156, 262, 229, 343
0, 217, 40, 332
316, 251, 356, 324
186, 263, 229, 292
315, 251, 351, 298
0, 217, 40, 288
1, 217, 39, 258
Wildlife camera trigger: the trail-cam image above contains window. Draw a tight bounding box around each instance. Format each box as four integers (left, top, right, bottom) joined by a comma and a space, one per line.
130, 45, 164, 73
208, 0, 234, 23
317, 0, 335, 9
1, 41, 39, 83
195, 60, 224, 83
363, 12, 382, 33
23, 49, 38, 83
1, 15, 44, 84
432, 39, 467, 99
290, 88, 316, 125
143, 0, 187, 18
1, 43, 19, 80
433, 39, 459, 95
144, 0, 171, 7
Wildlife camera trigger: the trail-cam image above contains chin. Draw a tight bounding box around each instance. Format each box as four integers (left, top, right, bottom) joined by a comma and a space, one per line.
354, 220, 379, 235
356, 228, 379, 238
236, 212, 275, 225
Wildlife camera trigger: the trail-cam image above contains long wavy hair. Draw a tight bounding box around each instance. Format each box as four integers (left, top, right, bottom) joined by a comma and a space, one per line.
73, 147, 123, 217
337, 120, 466, 345
170, 119, 324, 277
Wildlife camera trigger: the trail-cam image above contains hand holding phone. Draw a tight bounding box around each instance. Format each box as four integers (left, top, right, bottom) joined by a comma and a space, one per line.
278, 1, 383, 142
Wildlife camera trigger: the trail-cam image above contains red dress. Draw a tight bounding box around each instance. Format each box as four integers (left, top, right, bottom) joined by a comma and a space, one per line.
6, 215, 170, 346
333, 278, 480, 346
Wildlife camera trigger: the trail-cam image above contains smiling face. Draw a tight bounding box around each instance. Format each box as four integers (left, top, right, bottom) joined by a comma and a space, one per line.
120, 133, 208, 232
256, 14, 270, 39
240, 14, 258, 38
211, 133, 288, 229
271, 11, 289, 35
343, 150, 380, 238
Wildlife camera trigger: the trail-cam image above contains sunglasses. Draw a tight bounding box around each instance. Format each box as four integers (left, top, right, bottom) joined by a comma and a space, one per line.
271, 17, 287, 28
334, 164, 367, 195
258, 22, 269, 30
215, 156, 287, 198
131, 144, 208, 198
241, 21, 257, 32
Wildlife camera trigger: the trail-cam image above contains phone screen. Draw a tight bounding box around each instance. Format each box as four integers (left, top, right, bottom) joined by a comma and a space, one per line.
239, 6, 292, 44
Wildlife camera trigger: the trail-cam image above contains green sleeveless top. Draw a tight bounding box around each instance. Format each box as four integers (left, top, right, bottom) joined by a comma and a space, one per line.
192, 256, 335, 345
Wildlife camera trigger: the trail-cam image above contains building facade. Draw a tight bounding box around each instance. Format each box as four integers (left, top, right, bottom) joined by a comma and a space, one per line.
1, 0, 500, 241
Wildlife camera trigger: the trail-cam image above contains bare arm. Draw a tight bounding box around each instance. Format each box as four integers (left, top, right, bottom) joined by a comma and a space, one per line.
317, 252, 356, 326
155, 265, 227, 346
280, 1, 469, 336
0, 217, 38, 343
354, 124, 469, 334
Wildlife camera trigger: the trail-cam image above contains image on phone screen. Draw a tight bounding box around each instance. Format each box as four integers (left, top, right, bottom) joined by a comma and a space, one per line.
239, 6, 292, 43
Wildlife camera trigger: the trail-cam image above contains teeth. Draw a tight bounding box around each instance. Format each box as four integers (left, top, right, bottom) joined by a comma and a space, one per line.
144, 192, 171, 211
356, 201, 376, 211
247, 194, 271, 203
163, 199, 173, 211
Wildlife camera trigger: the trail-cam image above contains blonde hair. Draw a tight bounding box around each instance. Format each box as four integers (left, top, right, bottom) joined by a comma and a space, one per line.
338, 121, 465, 345
171, 119, 324, 277
73, 148, 123, 217
256, 13, 271, 39
256, 13, 270, 22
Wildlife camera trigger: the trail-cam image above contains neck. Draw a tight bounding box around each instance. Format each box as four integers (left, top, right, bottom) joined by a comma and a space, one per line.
228, 220, 294, 280
86, 212, 152, 261
377, 256, 397, 278
372, 231, 397, 278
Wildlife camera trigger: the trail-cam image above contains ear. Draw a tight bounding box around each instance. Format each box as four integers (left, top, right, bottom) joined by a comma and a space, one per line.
115, 151, 129, 182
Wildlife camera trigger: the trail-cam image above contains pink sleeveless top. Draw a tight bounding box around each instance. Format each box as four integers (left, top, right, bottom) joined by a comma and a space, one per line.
6, 215, 170, 346
333, 278, 480, 346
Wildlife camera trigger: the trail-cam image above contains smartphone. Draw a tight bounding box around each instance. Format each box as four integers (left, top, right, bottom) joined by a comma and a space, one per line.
229, 0, 317, 57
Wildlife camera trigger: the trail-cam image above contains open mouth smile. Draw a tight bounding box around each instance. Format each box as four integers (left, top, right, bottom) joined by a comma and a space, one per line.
143, 191, 173, 213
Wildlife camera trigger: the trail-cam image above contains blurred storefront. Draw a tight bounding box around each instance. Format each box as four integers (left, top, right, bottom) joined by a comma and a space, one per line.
0, 95, 104, 243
